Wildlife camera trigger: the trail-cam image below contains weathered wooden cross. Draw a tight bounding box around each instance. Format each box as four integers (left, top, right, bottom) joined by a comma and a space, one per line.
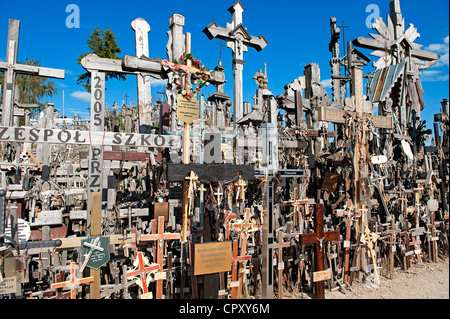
299, 204, 340, 299
0, 19, 65, 127
203, 0, 268, 126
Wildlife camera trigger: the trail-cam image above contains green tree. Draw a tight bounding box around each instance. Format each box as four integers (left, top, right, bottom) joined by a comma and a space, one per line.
77, 26, 126, 92
0, 58, 59, 119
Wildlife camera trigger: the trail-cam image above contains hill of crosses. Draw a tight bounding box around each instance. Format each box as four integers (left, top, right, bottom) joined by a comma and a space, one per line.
0, 0, 448, 301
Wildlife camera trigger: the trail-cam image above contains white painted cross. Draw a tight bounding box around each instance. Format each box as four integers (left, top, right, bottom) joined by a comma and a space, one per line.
0, 19, 65, 127
203, 1, 268, 127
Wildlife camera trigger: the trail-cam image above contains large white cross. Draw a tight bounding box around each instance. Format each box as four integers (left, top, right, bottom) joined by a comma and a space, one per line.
0, 19, 65, 127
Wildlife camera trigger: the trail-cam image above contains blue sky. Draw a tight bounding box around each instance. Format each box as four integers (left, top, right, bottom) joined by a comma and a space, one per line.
1, 0, 449, 133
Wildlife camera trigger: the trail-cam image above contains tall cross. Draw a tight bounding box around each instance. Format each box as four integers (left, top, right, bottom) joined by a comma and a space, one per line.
0, 19, 65, 127
140, 216, 181, 299
336, 199, 361, 283
230, 240, 251, 299
126, 251, 160, 297
50, 262, 94, 299
273, 230, 291, 299
337, 21, 350, 60
282, 187, 309, 231
299, 204, 340, 299
203, 0, 268, 127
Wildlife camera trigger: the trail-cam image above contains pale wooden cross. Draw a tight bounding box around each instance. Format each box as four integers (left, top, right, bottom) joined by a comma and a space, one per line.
126, 251, 160, 297
235, 175, 246, 202
230, 240, 251, 299
273, 230, 291, 299
203, 0, 268, 126
232, 208, 257, 256
140, 216, 181, 299
0, 19, 65, 127
409, 235, 422, 263
360, 226, 380, 285
50, 262, 94, 299
282, 187, 309, 231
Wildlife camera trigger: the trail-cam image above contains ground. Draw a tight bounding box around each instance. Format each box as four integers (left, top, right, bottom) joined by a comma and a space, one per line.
284, 256, 449, 299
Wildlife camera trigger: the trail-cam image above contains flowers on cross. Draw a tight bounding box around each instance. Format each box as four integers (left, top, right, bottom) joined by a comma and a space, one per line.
164, 53, 213, 100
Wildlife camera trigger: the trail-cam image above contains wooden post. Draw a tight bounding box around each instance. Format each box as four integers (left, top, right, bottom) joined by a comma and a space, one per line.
89, 192, 102, 299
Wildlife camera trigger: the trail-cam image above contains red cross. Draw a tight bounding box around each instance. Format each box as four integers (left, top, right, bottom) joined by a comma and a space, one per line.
51, 262, 94, 299
127, 251, 160, 295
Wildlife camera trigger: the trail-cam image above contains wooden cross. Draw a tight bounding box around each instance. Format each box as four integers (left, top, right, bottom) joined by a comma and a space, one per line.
126, 251, 160, 297
183, 170, 198, 242
299, 204, 339, 299
282, 187, 309, 231
384, 220, 400, 279
273, 230, 291, 299
140, 216, 181, 299
409, 235, 422, 263
224, 207, 237, 240
50, 262, 94, 299
0, 19, 65, 127
360, 226, 380, 285
203, 0, 268, 126
230, 240, 251, 299
197, 183, 207, 226
426, 211, 440, 263
336, 199, 361, 282
399, 221, 413, 269
232, 208, 256, 256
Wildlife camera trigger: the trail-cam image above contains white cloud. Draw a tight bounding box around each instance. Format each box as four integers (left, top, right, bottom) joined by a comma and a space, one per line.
70, 91, 91, 102
320, 79, 332, 89
424, 35, 449, 67
151, 78, 168, 87
421, 70, 449, 82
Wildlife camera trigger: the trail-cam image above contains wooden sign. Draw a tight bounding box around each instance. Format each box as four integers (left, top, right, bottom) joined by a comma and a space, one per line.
0, 126, 181, 149
154, 202, 169, 221
176, 95, 199, 124
321, 172, 339, 192
312, 268, 332, 282
0, 277, 17, 294
194, 241, 232, 276
88, 71, 105, 195
4, 218, 31, 242
81, 236, 110, 270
